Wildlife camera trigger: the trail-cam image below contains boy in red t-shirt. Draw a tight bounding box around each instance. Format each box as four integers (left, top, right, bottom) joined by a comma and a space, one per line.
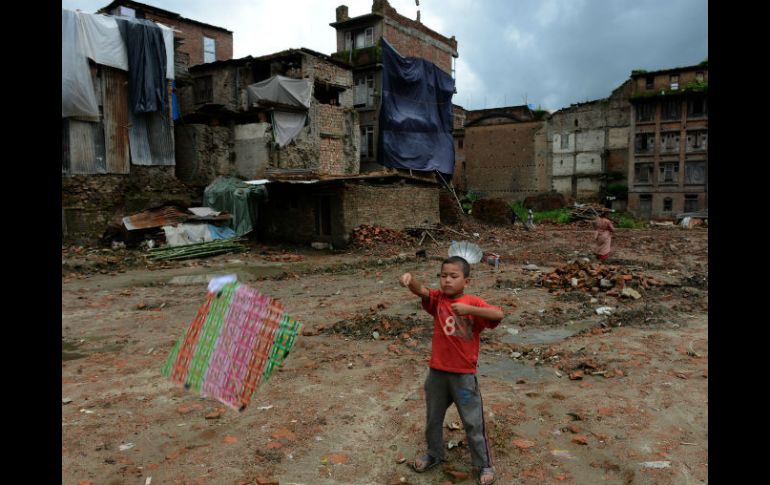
400, 256, 503, 485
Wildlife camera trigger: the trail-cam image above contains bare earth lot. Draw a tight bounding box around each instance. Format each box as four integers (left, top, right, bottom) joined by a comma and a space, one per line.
62, 225, 707, 485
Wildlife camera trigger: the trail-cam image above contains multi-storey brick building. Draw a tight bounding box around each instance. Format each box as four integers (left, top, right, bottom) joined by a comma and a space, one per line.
330, 0, 458, 171
98, 0, 233, 69
627, 63, 708, 219
547, 80, 632, 205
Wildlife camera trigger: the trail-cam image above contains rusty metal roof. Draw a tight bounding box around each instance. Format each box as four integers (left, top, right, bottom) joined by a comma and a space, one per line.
122, 206, 191, 230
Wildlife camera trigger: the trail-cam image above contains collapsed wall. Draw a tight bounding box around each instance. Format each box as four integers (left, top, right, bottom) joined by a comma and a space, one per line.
62, 166, 199, 244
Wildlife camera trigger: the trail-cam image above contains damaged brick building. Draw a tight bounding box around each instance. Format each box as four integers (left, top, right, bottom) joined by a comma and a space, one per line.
98, 0, 233, 68
627, 63, 708, 219
62, 7, 227, 243
174, 48, 361, 186
62, 1, 452, 247
173, 43, 444, 248
547, 80, 632, 206
330, 0, 458, 170
452, 105, 550, 201
255, 174, 440, 249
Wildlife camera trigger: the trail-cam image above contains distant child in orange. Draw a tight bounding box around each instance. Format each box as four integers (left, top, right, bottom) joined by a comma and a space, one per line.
594, 209, 616, 261
400, 256, 503, 485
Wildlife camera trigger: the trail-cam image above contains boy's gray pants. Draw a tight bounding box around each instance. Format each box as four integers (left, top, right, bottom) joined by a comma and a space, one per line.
424, 368, 493, 468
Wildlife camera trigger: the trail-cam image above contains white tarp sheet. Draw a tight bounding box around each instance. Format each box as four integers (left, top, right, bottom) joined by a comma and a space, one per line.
246, 75, 312, 109
156, 22, 175, 80
62, 9, 99, 119
272, 111, 307, 147
163, 224, 213, 246
78, 12, 128, 70
245, 75, 313, 147
188, 207, 221, 217
62, 8, 175, 119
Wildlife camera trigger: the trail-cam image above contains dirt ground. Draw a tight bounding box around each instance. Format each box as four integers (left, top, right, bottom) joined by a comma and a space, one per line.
62, 223, 708, 485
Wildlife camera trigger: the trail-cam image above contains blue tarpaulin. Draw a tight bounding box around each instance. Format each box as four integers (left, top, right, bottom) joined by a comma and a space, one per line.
378, 39, 455, 176
172, 80, 181, 120
208, 225, 236, 240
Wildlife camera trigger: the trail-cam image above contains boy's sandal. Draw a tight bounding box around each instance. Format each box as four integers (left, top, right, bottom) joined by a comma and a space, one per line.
478, 467, 496, 485
412, 454, 440, 473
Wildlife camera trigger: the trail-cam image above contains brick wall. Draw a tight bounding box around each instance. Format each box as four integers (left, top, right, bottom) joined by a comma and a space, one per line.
464, 121, 549, 200
633, 68, 708, 94
306, 57, 353, 88
383, 23, 453, 74
466, 106, 533, 125
343, 183, 440, 234
62, 166, 199, 243
319, 138, 346, 176
143, 13, 232, 67
174, 123, 234, 187
318, 105, 360, 176
380, 1, 452, 45
606, 148, 628, 174
453, 105, 466, 130
319, 104, 345, 135
258, 182, 438, 248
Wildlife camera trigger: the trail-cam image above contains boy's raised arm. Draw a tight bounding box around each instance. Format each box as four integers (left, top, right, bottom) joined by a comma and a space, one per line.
451, 303, 504, 322
400, 272, 430, 299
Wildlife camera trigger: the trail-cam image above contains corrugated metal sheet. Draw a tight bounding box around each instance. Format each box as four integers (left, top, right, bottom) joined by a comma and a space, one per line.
102, 67, 130, 174
127, 109, 152, 165
122, 206, 191, 230
62, 120, 70, 173
129, 109, 175, 166
128, 79, 175, 167
148, 109, 176, 165
67, 119, 107, 174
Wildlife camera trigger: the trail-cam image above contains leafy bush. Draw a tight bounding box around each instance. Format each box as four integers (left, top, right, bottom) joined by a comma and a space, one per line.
613, 212, 643, 229
508, 201, 527, 221
460, 190, 481, 213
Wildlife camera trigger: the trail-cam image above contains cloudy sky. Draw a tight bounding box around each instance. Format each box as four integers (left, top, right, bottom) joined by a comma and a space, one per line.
61, 0, 708, 112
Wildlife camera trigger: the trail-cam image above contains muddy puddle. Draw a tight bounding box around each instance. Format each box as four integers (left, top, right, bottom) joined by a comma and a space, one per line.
501, 320, 598, 344
62, 338, 124, 361
62, 339, 87, 361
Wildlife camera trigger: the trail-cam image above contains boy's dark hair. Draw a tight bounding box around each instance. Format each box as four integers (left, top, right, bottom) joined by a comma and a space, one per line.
442, 256, 471, 277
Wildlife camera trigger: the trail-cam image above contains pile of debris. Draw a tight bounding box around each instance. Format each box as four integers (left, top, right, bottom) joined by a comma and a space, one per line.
323, 313, 428, 341
677, 211, 708, 229
554, 355, 625, 380
540, 259, 665, 296
569, 203, 607, 221
106, 205, 235, 249
350, 224, 415, 248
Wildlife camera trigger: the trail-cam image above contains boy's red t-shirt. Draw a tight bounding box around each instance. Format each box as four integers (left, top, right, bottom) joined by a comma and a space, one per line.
421, 289, 501, 374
